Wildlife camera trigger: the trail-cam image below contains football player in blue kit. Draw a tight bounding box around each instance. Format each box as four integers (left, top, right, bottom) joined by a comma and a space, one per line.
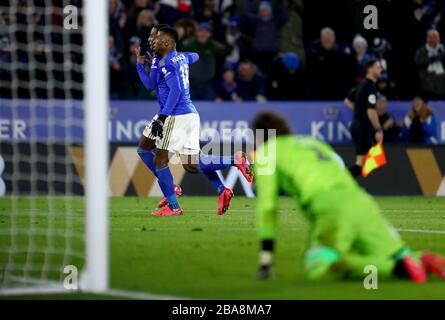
135, 26, 253, 216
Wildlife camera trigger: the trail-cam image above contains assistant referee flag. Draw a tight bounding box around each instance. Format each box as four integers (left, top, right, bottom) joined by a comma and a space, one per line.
362, 143, 387, 177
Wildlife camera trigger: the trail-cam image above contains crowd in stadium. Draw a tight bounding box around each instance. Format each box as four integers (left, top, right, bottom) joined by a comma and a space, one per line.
0, 0, 444, 102
106, 0, 445, 101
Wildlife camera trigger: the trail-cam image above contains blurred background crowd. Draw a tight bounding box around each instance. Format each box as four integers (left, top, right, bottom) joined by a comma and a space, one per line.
1, 0, 445, 102
108, 0, 445, 102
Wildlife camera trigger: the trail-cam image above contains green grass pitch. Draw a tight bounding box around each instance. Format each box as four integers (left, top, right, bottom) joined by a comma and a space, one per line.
1, 196, 445, 299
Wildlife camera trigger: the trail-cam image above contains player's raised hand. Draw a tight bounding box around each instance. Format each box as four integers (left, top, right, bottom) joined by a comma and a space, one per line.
144, 51, 154, 65
134, 46, 145, 64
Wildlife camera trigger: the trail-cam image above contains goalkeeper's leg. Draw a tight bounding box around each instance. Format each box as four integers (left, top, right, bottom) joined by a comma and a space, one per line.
305, 191, 427, 282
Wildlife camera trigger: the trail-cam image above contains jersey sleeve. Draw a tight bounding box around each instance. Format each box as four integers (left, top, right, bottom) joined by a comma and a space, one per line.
160, 62, 182, 116
183, 52, 200, 65
255, 141, 280, 241
346, 87, 357, 102
136, 61, 158, 91
365, 86, 377, 109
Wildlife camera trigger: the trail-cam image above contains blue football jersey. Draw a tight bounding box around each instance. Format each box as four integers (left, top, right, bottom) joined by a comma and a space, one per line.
157, 50, 198, 116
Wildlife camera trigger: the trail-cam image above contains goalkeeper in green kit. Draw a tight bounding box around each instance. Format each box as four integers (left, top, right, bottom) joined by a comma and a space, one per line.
252, 111, 445, 283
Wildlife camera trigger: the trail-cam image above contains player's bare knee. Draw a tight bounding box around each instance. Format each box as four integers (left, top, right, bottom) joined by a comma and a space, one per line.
139, 135, 156, 150
154, 152, 169, 168
155, 158, 169, 168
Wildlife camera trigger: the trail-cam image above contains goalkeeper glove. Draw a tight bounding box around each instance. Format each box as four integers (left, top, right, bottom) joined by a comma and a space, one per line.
151, 114, 167, 139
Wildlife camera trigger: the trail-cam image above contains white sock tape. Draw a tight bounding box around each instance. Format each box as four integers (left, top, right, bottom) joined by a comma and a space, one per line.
259, 251, 273, 266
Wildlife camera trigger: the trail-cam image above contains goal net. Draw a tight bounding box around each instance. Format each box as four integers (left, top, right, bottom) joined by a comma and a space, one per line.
0, 0, 108, 295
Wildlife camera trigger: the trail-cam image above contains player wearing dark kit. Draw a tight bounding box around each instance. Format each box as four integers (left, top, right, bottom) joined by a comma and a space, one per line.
344, 59, 383, 178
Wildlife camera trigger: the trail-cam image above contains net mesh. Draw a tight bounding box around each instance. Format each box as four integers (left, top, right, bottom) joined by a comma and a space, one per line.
0, 0, 86, 290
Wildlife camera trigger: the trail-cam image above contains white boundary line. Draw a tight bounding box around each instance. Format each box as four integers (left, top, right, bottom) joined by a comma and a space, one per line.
0, 287, 188, 300
0, 276, 188, 299
0, 286, 68, 296
382, 209, 445, 213
396, 228, 445, 235
0, 276, 69, 296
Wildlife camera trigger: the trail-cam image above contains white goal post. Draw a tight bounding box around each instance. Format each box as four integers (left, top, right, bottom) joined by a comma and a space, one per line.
83, 0, 109, 293
0, 0, 109, 295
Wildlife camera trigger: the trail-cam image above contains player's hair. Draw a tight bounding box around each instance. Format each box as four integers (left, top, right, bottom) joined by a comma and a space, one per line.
158, 26, 179, 43
153, 24, 170, 31
364, 58, 379, 72
252, 111, 292, 142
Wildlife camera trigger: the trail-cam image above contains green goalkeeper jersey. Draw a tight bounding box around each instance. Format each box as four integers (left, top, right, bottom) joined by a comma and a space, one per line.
255, 135, 358, 240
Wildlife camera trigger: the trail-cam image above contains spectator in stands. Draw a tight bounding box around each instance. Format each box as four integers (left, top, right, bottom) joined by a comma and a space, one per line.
437, 0, 445, 37
174, 18, 197, 47
109, 0, 127, 55
179, 22, 232, 100
410, 0, 441, 48
243, 1, 287, 73
127, 0, 154, 20
278, 0, 305, 65
372, 37, 397, 99
306, 27, 352, 99
351, 34, 374, 84
401, 95, 438, 144
34, 40, 48, 99
268, 52, 304, 100
193, 0, 234, 16
214, 68, 241, 102
194, 0, 226, 42
414, 29, 445, 99
156, 0, 191, 26
135, 9, 157, 41
224, 16, 252, 70
0, 36, 12, 98
235, 60, 267, 102
109, 35, 125, 99
375, 94, 401, 143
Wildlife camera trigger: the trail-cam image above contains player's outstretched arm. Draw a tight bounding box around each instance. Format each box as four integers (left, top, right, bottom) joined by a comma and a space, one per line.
184, 52, 200, 65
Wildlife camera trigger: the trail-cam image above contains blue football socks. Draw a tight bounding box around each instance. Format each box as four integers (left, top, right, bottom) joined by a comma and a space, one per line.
198, 154, 233, 195
155, 166, 180, 210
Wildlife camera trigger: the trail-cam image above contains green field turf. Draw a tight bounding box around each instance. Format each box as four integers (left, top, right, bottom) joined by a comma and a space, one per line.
1, 196, 445, 300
